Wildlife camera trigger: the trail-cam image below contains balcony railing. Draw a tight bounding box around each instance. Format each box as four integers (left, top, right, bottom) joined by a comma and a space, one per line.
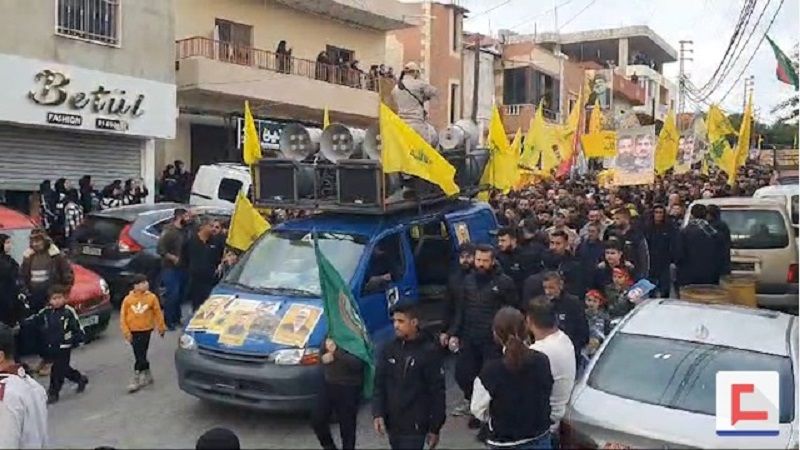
613, 72, 646, 106
176, 36, 381, 92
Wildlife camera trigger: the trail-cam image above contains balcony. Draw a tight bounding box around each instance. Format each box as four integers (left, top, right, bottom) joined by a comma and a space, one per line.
176, 37, 386, 123
613, 71, 646, 106
500, 104, 558, 135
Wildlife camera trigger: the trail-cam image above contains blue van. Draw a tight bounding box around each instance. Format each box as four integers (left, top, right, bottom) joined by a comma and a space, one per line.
174, 200, 498, 411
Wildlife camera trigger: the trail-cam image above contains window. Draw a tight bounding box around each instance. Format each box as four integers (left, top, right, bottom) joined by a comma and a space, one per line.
588, 333, 795, 422
363, 234, 405, 294
451, 9, 462, 53
217, 178, 243, 204
215, 19, 253, 65
56, 0, 120, 46
449, 82, 461, 124
326, 45, 355, 65
408, 221, 453, 286
720, 209, 789, 249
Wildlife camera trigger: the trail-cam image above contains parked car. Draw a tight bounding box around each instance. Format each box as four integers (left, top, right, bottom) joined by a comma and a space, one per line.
562, 299, 798, 449
754, 184, 799, 229
70, 203, 233, 305
175, 200, 499, 411
0, 206, 111, 338
686, 197, 799, 310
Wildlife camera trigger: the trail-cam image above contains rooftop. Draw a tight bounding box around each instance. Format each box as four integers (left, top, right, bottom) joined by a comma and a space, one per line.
512, 25, 678, 64
274, 0, 416, 31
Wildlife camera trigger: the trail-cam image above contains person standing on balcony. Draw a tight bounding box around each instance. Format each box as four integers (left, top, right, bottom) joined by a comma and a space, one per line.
392, 62, 437, 145
276, 40, 291, 74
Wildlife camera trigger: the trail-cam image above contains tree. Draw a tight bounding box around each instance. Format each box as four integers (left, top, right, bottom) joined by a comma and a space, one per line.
770, 45, 799, 125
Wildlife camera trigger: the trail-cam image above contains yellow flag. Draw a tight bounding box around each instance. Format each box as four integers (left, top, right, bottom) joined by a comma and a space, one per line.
488, 104, 510, 154
227, 192, 271, 251
707, 105, 736, 144
588, 98, 602, 134
520, 106, 542, 169
735, 93, 753, 168
521, 102, 561, 171
481, 128, 521, 193
379, 103, 460, 196
243, 101, 262, 166
557, 85, 585, 163
719, 143, 738, 185
654, 108, 679, 174
581, 131, 617, 158
323, 106, 331, 130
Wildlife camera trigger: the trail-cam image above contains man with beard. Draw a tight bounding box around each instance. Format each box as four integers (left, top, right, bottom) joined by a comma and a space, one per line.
495, 227, 541, 298
644, 205, 677, 298
439, 243, 474, 352
523, 231, 583, 301
541, 272, 589, 364
447, 245, 517, 429
605, 207, 650, 280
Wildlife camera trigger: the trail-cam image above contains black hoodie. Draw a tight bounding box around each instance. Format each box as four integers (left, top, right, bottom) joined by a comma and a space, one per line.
372, 332, 446, 436
448, 266, 518, 341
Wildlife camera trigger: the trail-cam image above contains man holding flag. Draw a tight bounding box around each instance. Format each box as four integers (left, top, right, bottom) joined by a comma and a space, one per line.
311, 239, 374, 450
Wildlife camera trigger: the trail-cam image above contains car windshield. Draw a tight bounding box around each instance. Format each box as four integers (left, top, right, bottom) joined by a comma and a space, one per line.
721, 209, 789, 249
225, 230, 367, 297
588, 333, 795, 423
3, 228, 32, 264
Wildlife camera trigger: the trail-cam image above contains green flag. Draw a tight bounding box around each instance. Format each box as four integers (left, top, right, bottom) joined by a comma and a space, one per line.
315, 238, 375, 397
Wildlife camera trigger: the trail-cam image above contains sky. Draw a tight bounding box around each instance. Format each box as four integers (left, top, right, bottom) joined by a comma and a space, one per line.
456, 0, 799, 124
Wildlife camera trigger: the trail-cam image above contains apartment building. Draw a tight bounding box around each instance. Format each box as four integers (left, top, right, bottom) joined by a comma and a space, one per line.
169, 0, 413, 171
0, 0, 176, 209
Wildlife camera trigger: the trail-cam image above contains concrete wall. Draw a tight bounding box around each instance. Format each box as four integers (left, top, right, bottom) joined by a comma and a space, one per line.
176, 0, 387, 70
0, 0, 175, 83
462, 50, 497, 139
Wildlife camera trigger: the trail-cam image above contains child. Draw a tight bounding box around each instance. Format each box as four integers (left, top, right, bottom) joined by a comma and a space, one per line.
584, 289, 610, 351
120, 274, 166, 393
26, 284, 87, 404
604, 267, 634, 319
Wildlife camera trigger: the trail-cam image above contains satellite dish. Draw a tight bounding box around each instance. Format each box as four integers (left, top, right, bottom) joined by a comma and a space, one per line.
364, 123, 381, 161
278, 124, 321, 161
439, 119, 479, 150
320, 124, 365, 162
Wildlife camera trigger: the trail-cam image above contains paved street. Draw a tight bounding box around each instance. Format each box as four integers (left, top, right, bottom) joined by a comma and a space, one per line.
42, 311, 477, 449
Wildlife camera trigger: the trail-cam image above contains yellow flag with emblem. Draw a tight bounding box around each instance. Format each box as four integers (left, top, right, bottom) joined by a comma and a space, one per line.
481, 127, 521, 193
380, 103, 460, 196
521, 102, 561, 171
707, 105, 736, 146
735, 93, 753, 169
654, 108, 679, 174
227, 192, 271, 251
588, 98, 602, 134
242, 101, 262, 166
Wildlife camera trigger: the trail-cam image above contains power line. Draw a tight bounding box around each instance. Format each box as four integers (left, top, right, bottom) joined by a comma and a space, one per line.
505, 0, 577, 32
559, 0, 601, 31
465, 0, 516, 21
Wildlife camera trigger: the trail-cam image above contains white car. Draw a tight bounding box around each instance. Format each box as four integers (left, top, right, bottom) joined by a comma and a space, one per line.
562, 299, 798, 449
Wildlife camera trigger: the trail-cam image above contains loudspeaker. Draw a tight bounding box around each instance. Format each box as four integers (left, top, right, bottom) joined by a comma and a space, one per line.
336, 161, 382, 206
439, 119, 479, 150
320, 124, 366, 162
255, 159, 297, 202
278, 123, 321, 161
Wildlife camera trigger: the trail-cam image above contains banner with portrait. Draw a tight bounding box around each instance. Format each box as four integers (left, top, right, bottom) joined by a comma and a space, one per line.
674, 133, 695, 174
613, 126, 656, 186
584, 69, 612, 108
272, 304, 323, 348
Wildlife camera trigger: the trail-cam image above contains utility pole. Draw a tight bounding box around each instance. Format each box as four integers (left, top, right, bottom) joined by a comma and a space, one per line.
677, 40, 693, 130
742, 75, 754, 113
471, 34, 480, 122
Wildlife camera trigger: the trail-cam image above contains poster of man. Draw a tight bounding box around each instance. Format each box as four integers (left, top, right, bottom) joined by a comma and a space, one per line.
186, 295, 233, 331
272, 304, 322, 347
248, 301, 282, 339
585, 69, 612, 108
614, 126, 656, 186
675, 134, 695, 173
217, 299, 260, 346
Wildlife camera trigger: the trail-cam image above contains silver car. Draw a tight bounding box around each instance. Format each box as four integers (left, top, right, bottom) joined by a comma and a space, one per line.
562, 300, 798, 449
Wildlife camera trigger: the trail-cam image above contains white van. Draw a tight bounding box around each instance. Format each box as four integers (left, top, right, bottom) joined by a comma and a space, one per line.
754, 184, 799, 229
190, 163, 251, 207
687, 197, 798, 310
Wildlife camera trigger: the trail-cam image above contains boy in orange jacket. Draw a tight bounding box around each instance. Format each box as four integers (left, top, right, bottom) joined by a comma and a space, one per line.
120, 274, 166, 393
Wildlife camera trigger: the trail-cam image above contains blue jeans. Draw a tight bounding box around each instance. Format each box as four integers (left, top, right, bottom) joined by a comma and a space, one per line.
160, 267, 186, 327
388, 434, 426, 450
489, 431, 552, 450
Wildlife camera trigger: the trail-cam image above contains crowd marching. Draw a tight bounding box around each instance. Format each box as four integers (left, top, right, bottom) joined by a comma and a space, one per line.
0, 151, 779, 448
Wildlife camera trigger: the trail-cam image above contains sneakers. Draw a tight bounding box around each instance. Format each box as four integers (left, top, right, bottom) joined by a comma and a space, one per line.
76, 375, 88, 393
142, 370, 154, 386
47, 392, 59, 404
451, 399, 471, 417
127, 371, 142, 393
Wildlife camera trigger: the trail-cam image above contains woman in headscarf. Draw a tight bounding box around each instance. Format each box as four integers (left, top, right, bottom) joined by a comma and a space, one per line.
100, 180, 124, 210
78, 175, 97, 213
0, 234, 21, 328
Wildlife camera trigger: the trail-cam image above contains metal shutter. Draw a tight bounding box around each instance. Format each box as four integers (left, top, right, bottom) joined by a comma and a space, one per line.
0, 125, 142, 191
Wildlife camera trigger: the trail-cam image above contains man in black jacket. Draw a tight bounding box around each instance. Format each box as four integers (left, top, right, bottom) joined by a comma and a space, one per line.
447, 245, 517, 423
373, 303, 445, 450
541, 271, 589, 362
439, 243, 474, 349
675, 204, 721, 288
644, 205, 677, 298
523, 231, 583, 301
496, 227, 542, 297
605, 207, 650, 280
707, 204, 732, 280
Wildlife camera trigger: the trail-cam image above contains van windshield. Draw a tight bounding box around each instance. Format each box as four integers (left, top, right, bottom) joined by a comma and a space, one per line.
721, 209, 789, 249
225, 230, 367, 297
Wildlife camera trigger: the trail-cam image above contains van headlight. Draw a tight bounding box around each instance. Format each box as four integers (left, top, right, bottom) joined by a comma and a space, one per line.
179, 333, 196, 350
99, 278, 110, 295
270, 348, 319, 365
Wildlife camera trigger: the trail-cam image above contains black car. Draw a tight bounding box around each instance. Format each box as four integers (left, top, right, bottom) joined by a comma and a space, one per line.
70, 203, 232, 305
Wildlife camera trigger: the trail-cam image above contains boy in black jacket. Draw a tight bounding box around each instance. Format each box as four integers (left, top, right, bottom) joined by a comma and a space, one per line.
27, 284, 87, 403
373, 303, 445, 450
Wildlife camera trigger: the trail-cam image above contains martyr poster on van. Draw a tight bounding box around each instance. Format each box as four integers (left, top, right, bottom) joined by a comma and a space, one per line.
272, 304, 322, 348
613, 126, 656, 186
186, 295, 236, 331
218, 299, 261, 346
